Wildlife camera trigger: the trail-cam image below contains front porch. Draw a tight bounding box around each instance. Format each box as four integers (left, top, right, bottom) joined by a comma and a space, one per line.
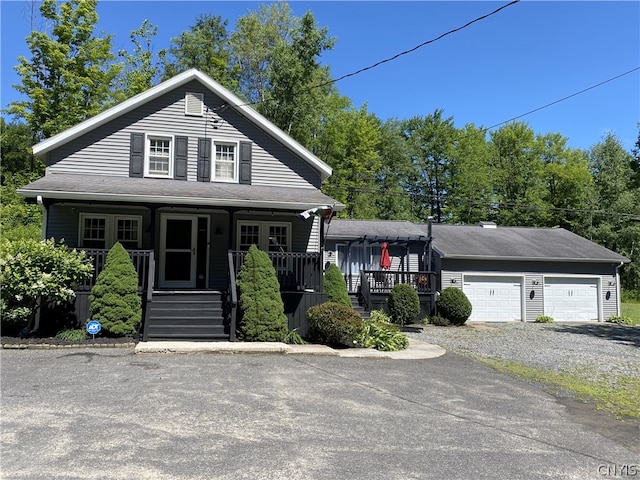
67, 248, 325, 341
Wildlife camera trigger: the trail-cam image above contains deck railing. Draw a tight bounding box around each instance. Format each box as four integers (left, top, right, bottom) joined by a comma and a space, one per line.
229, 250, 323, 292
359, 270, 436, 311
78, 249, 154, 292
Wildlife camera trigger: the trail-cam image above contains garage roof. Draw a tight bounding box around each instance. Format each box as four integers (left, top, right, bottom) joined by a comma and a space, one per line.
430, 223, 630, 264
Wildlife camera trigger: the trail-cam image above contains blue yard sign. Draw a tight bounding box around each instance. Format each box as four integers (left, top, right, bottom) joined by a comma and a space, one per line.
86, 320, 101, 336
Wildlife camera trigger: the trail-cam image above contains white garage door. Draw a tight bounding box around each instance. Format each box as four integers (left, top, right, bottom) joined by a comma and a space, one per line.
544, 278, 599, 321
463, 276, 523, 322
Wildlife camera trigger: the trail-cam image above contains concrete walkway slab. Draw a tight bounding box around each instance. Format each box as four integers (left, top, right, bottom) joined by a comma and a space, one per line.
134, 338, 446, 359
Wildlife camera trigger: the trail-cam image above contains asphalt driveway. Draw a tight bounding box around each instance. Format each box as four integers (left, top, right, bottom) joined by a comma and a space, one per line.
1, 348, 637, 480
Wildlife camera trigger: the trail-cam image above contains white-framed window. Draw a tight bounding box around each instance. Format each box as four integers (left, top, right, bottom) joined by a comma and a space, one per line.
145, 134, 173, 178
237, 221, 290, 252
79, 214, 142, 250
185, 92, 204, 116
213, 141, 237, 182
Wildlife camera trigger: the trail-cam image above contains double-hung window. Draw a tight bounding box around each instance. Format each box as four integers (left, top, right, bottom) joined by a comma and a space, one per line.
213, 142, 237, 182
80, 214, 142, 250
145, 135, 173, 178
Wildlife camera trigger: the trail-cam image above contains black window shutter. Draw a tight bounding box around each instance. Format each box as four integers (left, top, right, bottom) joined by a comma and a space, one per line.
174, 136, 188, 180
239, 141, 252, 185
129, 133, 144, 177
197, 138, 211, 182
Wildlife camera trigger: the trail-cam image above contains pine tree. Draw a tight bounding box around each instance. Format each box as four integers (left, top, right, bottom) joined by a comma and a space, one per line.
236, 245, 288, 341
89, 243, 141, 336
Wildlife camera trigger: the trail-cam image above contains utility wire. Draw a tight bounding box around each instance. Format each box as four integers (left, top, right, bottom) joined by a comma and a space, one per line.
232, 0, 520, 109
318, 0, 521, 89
484, 66, 640, 131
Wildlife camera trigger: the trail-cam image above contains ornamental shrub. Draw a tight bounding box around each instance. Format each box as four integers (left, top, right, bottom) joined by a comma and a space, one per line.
386, 283, 420, 326
237, 245, 288, 342
534, 315, 554, 323
0, 238, 93, 334
306, 302, 365, 347
437, 287, 472, 326
361, 320, 408, 351
429, 315, 451, 326
323, 263, 351, 307
89, 242, 141, 337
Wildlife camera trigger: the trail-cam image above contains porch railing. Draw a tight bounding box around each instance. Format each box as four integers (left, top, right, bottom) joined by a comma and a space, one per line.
77, 249, 154, 293
229, 250, 323, 292
359, 270, 436, 310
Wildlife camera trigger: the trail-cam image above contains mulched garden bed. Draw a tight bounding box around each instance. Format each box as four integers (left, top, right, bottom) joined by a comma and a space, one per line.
1, 335, 137, 348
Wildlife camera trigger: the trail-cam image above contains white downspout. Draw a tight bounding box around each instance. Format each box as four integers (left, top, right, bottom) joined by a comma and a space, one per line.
615, 261, 624, 317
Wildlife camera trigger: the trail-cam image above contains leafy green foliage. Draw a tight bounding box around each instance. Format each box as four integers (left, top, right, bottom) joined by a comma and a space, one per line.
428, 315, 451, 327
535, 315, 554, 323
283, 329, 306, 345
360, 321, 408, 351
323, 263, 351, 307
607, 314, 639, 326
89, 242, 141, 337
386, 283, 420, 326
437, 287, 472, 326
0, 239, 93, 332
236, 245, 288, 342
56, 328, 87, 342
369, 309, 392, 324
306, 302, 364, 347
9, 0, 119, 139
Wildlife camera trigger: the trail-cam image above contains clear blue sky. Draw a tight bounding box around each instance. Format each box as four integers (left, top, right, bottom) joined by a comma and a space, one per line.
1, 1, 638, 152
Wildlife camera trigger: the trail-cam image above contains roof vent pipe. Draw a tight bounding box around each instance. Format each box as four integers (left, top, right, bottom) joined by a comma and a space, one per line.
478, 221, 497, 229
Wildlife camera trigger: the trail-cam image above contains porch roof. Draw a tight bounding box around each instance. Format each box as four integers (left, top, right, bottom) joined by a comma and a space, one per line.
327, 219, 428, 243
18, 173, 344, 212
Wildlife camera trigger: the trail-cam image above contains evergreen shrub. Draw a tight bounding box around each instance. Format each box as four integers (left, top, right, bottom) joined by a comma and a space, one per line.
386, 283, 420, 325
89, 242, 141, 336
437, 287, 472, 326
323, 263, 351, 307
429, 315, 451, 326
306, 302, 364, 347
237, 245, 288, 342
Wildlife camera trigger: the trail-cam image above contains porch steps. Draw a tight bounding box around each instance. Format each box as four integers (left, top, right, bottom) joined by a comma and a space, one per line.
349, 294, 370, 320
143, 292, 229, 341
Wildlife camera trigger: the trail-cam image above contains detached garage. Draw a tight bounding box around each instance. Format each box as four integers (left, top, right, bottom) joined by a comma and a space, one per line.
431, 222, 629, 322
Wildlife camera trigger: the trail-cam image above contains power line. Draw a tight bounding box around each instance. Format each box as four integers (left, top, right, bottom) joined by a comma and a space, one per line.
233, 0, 521, 109
320, 0, 521, 88
484, 66, 640, 131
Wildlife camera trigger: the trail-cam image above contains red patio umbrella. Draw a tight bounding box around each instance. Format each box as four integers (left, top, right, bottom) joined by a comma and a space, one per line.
380, 242, 391, 270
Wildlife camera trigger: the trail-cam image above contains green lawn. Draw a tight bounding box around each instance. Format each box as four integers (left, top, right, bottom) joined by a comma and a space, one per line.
621, 302, 640, 324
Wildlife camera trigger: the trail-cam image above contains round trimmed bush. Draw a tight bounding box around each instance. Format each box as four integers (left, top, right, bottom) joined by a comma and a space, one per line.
306, 302, 364, 347
437, 287, 472, 326
386, 283, 420, 326
323, 263, 351, 307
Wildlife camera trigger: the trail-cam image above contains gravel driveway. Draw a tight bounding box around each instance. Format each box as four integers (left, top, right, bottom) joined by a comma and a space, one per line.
406, 322, 640, 382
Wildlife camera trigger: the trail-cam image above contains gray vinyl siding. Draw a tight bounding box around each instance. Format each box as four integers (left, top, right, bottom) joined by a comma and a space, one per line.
525, 274, 544, 321
46, 81, 322, 188
47, 204, 152, 249
439, 258, 618, 276
602, 273, 619, 320
231, 212, 318, 254
440, 271, 463, 290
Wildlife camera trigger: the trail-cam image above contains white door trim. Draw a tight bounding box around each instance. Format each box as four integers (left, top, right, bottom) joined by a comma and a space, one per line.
159, 214, 198, 288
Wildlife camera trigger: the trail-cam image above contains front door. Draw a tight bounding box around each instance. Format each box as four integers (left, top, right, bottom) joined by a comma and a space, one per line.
159, 215, 203, 288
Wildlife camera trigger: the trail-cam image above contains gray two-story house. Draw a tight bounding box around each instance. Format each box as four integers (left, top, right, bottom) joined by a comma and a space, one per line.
19, 69, 343, 341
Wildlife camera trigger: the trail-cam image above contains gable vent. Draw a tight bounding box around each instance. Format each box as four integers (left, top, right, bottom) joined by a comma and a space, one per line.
185, 92, 204, 116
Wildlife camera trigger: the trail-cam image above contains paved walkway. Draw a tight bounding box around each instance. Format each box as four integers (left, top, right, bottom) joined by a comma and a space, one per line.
134, 337, 446, 359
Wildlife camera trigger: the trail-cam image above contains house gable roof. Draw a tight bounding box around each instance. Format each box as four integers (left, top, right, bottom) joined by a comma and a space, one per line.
32, 69, 333, 180
430, 224, 630, 264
